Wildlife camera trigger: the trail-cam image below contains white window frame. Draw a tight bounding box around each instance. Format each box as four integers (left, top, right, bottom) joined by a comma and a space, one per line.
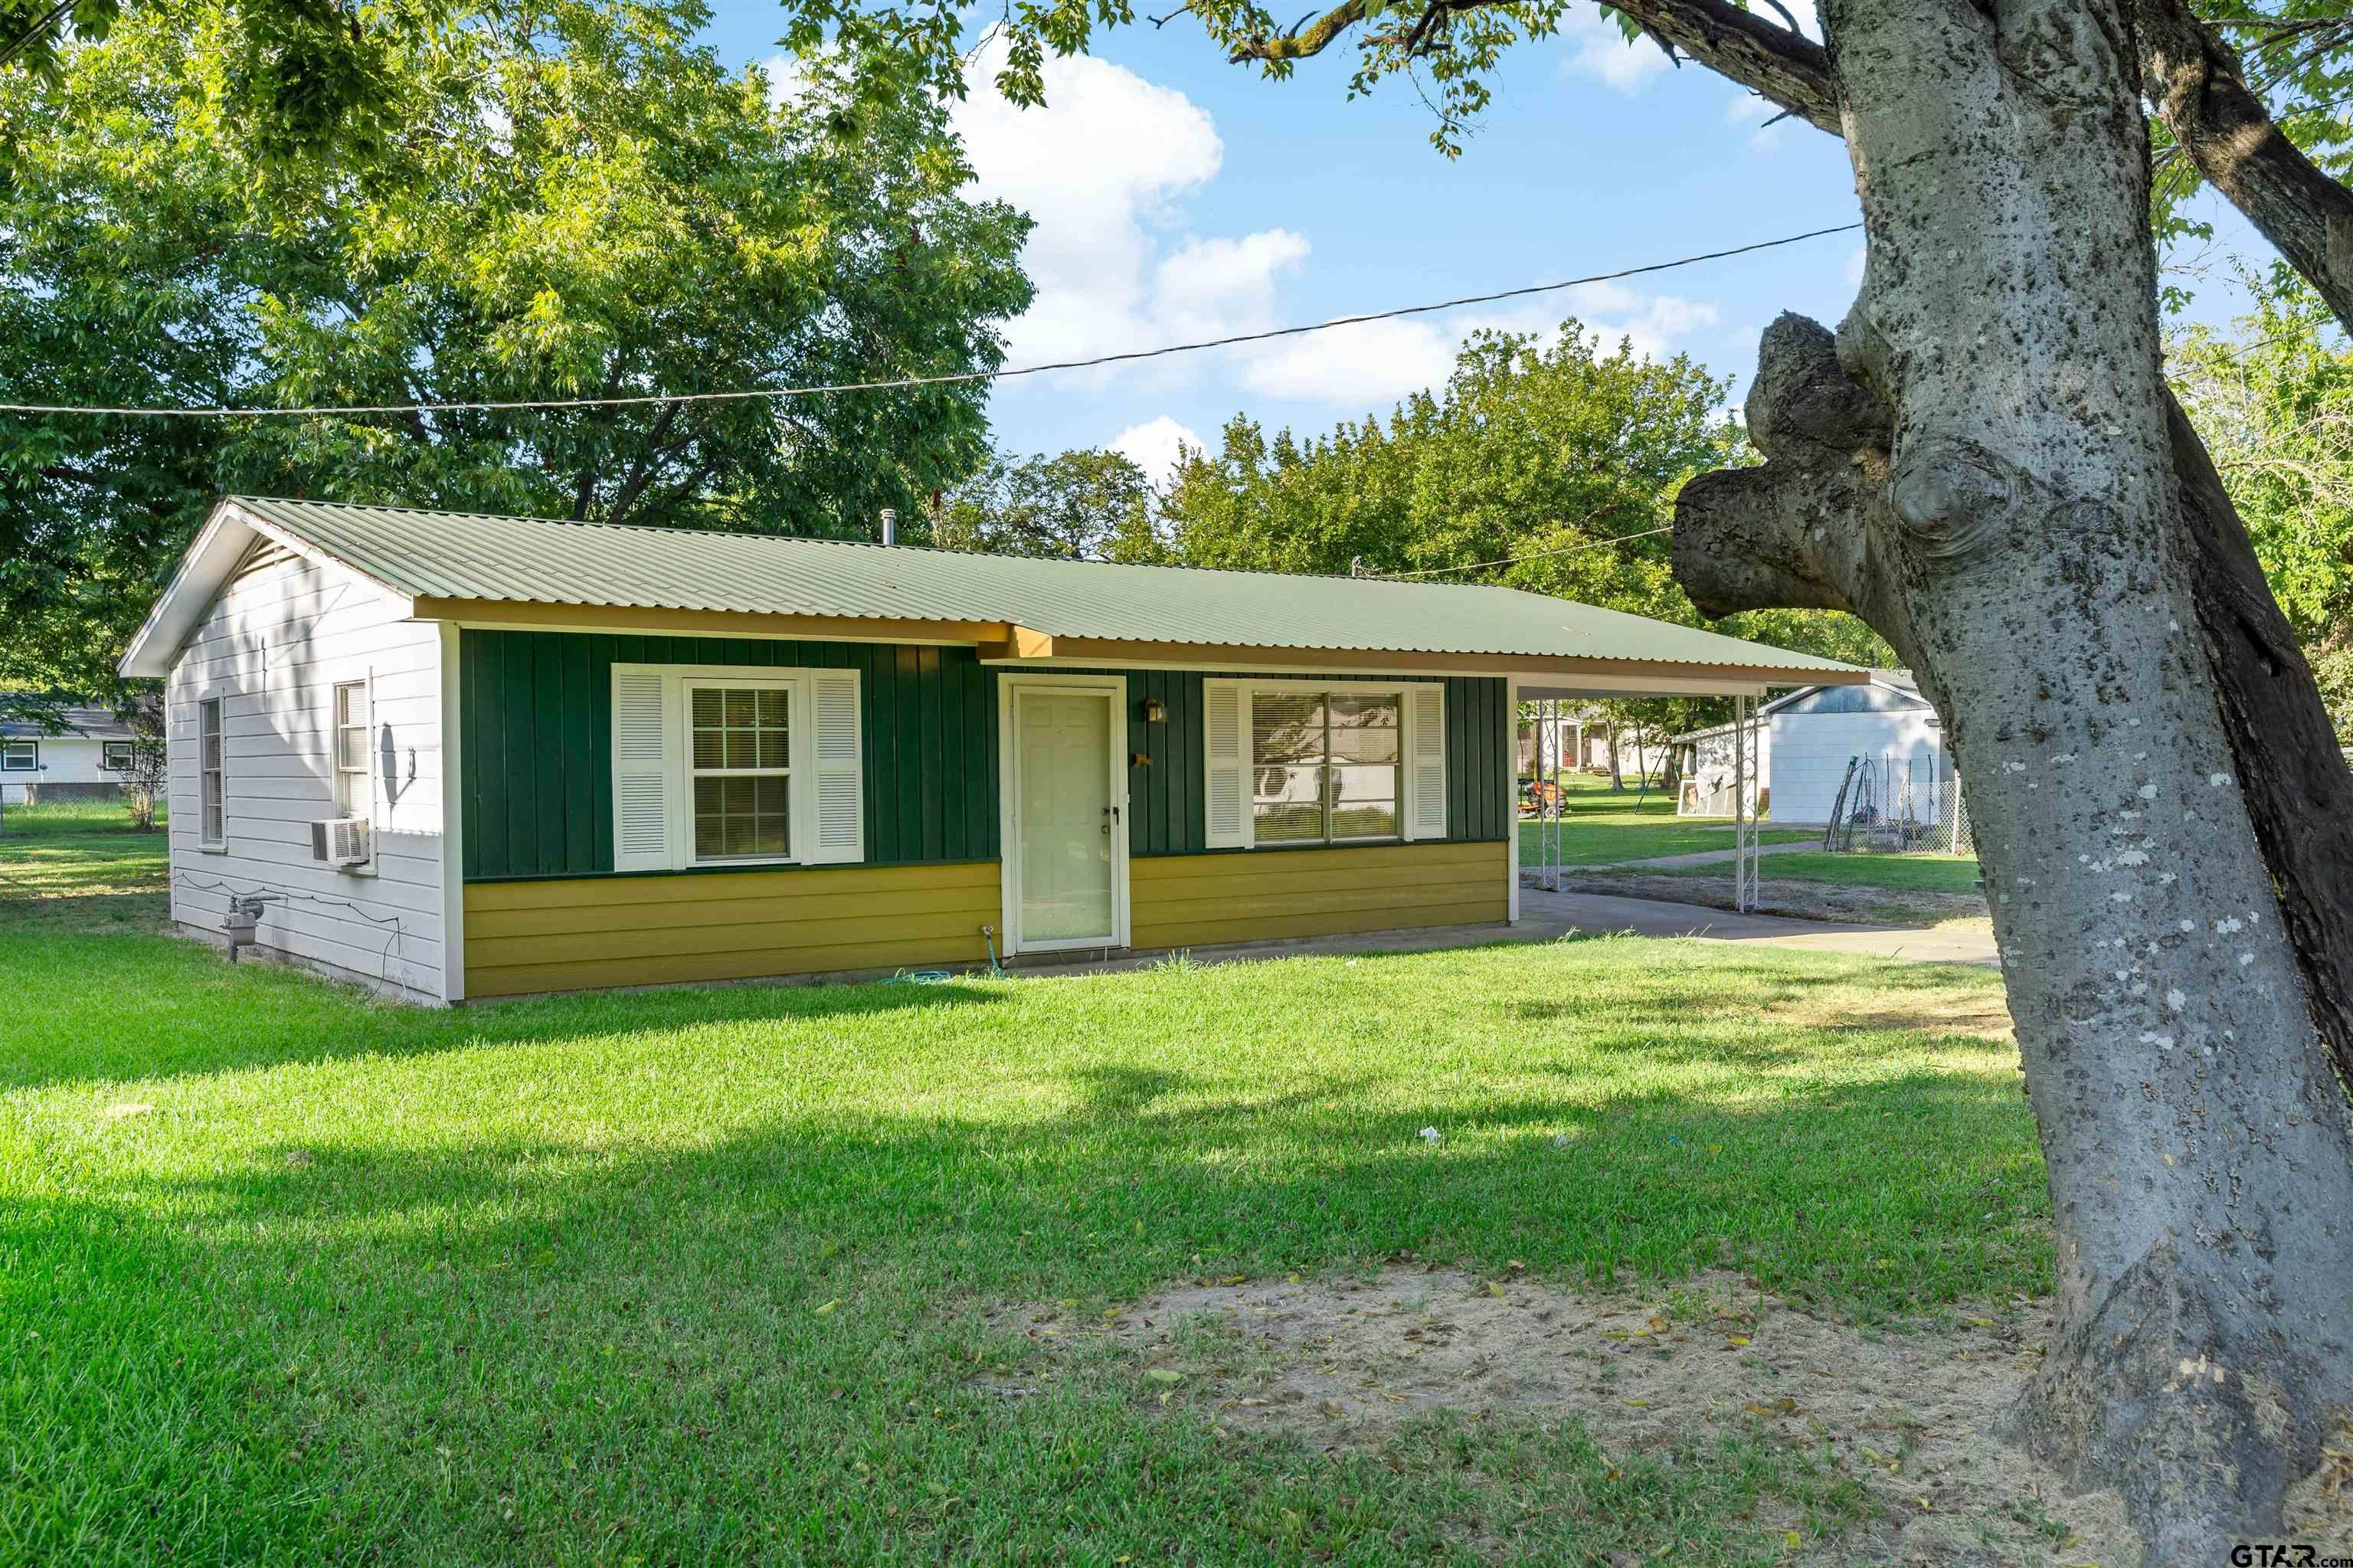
1, 740, 34, 771
332, 678, 372, 820
100, 740, 133, 771
610, 663, 862, 873
1220, 679, 1437, 851
682, 675, 802, 869
198, 696, 227, 849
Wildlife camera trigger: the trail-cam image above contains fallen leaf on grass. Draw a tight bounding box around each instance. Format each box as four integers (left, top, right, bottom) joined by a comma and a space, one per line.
811, 1299, 841, 1317
1144, 1369, 1184, 1386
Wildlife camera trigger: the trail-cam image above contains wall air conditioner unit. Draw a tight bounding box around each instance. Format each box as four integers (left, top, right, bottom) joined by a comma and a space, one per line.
309, 817, 371, 868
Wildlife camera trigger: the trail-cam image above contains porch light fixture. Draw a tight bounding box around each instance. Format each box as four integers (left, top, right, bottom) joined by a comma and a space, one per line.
1141, 698, 1168, 723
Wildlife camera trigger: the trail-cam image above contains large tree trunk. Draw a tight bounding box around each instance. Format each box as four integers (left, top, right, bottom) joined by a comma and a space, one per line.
1673, 0, 2353, 1553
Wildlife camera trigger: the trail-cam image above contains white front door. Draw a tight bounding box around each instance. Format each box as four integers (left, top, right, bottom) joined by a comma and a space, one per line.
1006, 679, 1127, 953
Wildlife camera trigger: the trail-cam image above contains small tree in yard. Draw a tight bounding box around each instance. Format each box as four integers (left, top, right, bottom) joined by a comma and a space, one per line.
764, 0, 2353, 1549
118, 705, 165, 833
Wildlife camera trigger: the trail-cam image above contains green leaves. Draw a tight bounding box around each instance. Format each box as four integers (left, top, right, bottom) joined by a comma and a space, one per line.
928, 446, 1161, 561
2169, 264, 2353, 742
0, 0, 1033, 694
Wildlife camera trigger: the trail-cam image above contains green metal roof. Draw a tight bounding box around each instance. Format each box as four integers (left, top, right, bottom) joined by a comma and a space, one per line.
123, 496, 1867, 682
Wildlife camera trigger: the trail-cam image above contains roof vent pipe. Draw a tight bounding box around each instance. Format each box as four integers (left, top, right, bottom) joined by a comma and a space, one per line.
879, 507, 897, 546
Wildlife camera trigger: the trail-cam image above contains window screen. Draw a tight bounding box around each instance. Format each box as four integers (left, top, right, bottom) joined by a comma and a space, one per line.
688, 686, 791, 861
1250, 690, 1401, 845
333, 680, 370, 817
200, 699, 225, 844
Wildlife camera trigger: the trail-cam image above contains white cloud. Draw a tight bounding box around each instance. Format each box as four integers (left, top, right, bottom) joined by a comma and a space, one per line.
1561, 5, 1672, 91
920, 41, 1723, 416
1154, 231, 1311, 338
950, 40, 1304, 377
1110, 416, 1205, 484
1239, 284, 1720, 408
1242, 317, 1466, 405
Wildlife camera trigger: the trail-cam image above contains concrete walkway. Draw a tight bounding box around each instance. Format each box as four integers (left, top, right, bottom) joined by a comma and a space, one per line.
1012, 886, 1999, 980
1514, 887, 1999, 967
1595, 840, 1820, 870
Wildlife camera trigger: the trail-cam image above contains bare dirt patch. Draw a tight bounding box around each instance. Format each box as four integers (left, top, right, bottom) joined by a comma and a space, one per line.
980, 1268, 2135, 1566
1762, 990, 2014, 1041
1551, 868, 1991, 931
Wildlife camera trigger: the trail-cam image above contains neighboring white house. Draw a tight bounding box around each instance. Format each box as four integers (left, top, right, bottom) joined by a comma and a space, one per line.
1672, 669, 1959, 824
1520, 705, 1667, 778
1759, 669, 1951, 825
0, 704, 141, 804
1670, 717, 1766, 817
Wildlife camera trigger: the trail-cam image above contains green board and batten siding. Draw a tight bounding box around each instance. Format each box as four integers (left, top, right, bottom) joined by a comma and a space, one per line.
458, 629, 1510, 882
459, 630, 998, 880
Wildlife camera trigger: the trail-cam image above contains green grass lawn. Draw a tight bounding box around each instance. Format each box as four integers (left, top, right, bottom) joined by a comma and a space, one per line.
0, 800, 169, 935
1657, 852, 1983, 895
0, 817, 2044, 1565
1519, 774, 1813, 866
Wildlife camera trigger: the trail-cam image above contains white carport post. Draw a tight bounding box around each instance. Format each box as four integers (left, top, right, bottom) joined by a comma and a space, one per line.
1732, 692, 1758, 913
1542, 698, 1564, 892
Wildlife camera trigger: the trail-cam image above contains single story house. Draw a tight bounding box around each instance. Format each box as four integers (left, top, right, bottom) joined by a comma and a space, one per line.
1520, 705, 1609, 775
120, 496, 1864, 1004
1754, 669, 1950, 825
0, 702, 141, 804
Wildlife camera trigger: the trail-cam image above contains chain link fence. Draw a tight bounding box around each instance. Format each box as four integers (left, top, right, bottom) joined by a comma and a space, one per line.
1824, 756, 1974, 857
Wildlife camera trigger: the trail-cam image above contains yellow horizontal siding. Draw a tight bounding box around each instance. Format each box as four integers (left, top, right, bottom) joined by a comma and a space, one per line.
466, 859, 997, 912
1129, 841, 1507, 951
1128, 840, 1497, 882
464, 862, 1000, 997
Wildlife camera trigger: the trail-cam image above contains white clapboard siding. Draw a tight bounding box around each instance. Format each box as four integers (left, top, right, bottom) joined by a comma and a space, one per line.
166, 545, 449, 1001
1765, 709, 1946, 826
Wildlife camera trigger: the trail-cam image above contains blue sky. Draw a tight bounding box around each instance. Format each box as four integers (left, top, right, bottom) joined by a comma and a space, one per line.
696, 2, 2271, 483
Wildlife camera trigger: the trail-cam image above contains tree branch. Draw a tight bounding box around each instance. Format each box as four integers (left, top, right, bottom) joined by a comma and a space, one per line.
2132, 0, 2353, 334
1673, 313, 1900, 629
1229, 0, 1840, 133
1229, 0, 1364, 62
1675, 311, 2353, 1098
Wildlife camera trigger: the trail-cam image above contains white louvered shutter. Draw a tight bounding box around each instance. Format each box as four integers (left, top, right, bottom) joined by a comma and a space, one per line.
806, 671, 862, 863
1405, 685, 1448, 841
1203, 679, 1250, 849
612, 667, 676, 871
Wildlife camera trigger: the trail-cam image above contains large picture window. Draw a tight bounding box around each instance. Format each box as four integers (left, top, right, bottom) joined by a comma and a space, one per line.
1250, 689, 1402, 845
688, 684, 792, 863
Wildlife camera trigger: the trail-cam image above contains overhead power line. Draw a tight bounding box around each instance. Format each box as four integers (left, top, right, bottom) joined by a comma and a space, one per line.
1379, 524, 1675, 579
0, 223, 1862, 420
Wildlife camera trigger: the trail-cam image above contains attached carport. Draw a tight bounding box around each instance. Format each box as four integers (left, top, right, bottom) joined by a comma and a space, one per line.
1514, 653, 1867, 914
